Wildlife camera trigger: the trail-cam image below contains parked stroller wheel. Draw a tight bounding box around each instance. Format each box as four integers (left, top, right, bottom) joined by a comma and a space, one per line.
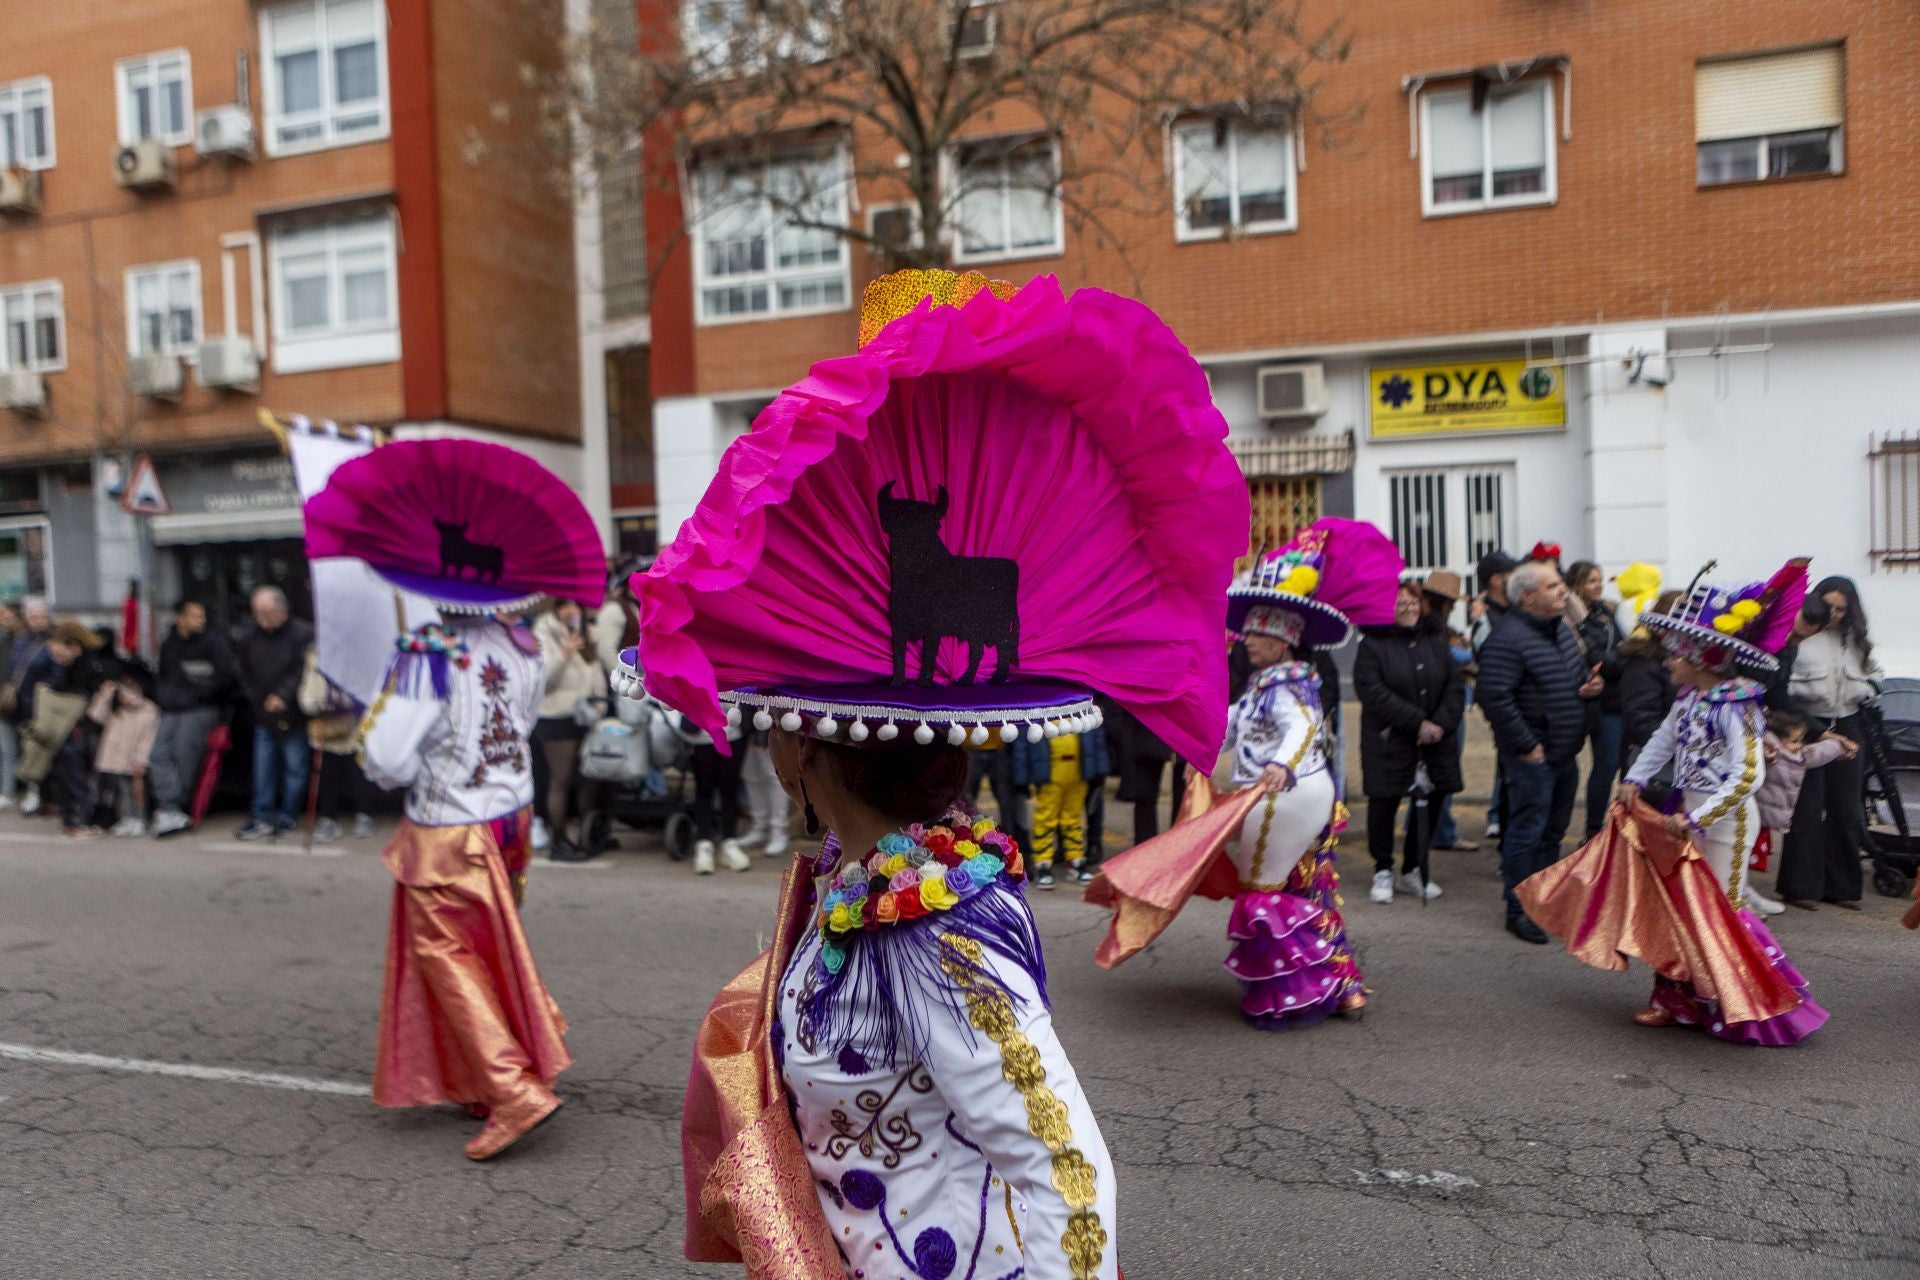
580, 809, 615, 855
665, 812, 695, 861
1872, 861, 1912, 900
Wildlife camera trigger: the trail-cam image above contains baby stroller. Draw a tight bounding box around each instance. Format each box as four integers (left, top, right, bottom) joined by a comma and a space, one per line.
1860, 676, 1920, 898
576, 692, 698, 859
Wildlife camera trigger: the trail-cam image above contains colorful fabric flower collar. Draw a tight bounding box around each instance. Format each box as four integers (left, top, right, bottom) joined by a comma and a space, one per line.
1253, 661, 1316, 689
815, 809, 1025, 976
395, 624, 472, 668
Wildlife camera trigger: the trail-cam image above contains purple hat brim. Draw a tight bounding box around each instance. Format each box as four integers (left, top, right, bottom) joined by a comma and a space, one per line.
1225, 589, 1355, 649
1641, 614, 1779, 675
372, 566, 546, 613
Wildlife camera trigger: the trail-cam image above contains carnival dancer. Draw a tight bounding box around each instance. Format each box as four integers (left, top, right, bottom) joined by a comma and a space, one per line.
304, 438, 606, 1157
634, 269, 1248, 1279
1519, 561, 1829, 1047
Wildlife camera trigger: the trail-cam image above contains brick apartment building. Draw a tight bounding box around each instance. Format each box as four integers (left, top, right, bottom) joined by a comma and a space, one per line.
0, 0, 591, 633
640, 1, 1920, 665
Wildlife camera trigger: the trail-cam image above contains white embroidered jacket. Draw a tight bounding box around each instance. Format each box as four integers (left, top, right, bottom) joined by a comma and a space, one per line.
779, 898, 1119, 1280
1626, 678, 1767, 834
1230, 662, 1328, 789
361, 619, 544, 827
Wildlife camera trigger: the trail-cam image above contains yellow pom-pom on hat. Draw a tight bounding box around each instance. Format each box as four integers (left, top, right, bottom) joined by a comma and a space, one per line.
1282, 566, 1320, 597
1728, 600, 1762, 620
1712, 613, 1743, 634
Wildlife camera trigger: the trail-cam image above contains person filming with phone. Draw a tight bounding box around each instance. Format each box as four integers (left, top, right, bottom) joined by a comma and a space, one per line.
1475, 561, 1605, 945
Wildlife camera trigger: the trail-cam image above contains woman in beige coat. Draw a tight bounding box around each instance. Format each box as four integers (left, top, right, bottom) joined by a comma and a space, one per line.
533, 601, 607, 861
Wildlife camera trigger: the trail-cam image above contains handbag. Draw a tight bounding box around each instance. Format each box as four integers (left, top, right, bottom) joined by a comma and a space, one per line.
18, 688, 88, 783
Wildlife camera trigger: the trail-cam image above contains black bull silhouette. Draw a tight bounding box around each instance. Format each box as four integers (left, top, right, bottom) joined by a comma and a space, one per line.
877, 482, 1020, 685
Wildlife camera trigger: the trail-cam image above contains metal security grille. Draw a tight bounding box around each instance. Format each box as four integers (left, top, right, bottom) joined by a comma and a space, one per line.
1242, 477, 1320, 571
1462, 469, 1507, 592
1869, 432, 1920, 569
1389, 471, 1448, 571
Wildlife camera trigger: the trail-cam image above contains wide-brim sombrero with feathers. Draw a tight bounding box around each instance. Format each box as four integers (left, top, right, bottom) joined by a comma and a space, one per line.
1641, 558, 1809, 675
305, 438, 606, 613
623, 270, 1250, 761
1225, 518, 1403, 650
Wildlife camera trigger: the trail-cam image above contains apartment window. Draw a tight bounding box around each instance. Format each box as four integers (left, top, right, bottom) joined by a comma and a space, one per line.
684, 0, 748, 71
692, 151, 850, 324
1421, 81, 1554, 215
953, 135, 1062, 263
117, 51, 192, 147
1173, 118, 1293, 240
0, 282, 64, 374
1696, 46, 1844, 186
268, 214, 399, 373
0, 79, 55, 172
1385, 465, 1512, 597
126, 262, 202, 359
262, 0, 389, 155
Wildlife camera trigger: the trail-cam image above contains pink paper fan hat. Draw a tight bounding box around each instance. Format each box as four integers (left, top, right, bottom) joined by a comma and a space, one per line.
621, 270, 1251, 763
1226, 518, 1404, 649
305, 438, 606, 613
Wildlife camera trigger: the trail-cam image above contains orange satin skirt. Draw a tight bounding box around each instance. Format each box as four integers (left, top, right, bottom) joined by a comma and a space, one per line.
372, 810, 572, 1110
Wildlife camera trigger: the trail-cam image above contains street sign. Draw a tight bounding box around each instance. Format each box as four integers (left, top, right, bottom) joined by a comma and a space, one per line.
122, 453, 171, 516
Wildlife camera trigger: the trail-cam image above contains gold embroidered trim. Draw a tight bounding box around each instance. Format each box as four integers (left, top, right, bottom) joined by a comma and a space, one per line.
1246, 791, 1279, 884
1004, 1180, 1023, 1253
939, 935, 1106, 1279
354, 672, 397, 770
1729, 801, 1748, 908
1283, 691, 1318, 774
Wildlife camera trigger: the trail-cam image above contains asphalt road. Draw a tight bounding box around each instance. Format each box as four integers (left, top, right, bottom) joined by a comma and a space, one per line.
2, 755, 1917, 1279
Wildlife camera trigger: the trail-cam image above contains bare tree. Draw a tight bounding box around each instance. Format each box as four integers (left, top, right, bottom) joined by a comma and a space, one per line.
536, 0, 1355, 292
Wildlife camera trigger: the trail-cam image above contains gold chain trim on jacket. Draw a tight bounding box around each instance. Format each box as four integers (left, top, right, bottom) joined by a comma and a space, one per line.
939, 935, 1106, 1279
1284, 691, 1318, 773
1728, 801, 1747, 908
1245, 791, 1279, 885
354, 678, 395, 771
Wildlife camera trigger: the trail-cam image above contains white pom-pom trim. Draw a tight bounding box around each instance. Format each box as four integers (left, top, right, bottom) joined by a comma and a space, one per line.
1000, 724, 1019, 744
914, 722, 935, 745
779, 711, 803, 733
946, 724, 967, 746
753, 709, 773, 732
1025, 724, 1044, 743
878, 721, 899, 741
969, 724, 989, 746
725, 706, 742, 729
848, 720, 870, 742
815, 716, 839, 737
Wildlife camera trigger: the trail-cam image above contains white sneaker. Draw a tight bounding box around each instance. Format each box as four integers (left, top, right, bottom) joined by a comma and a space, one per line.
1370, 869, 1395, 904
152, 809, 190, 838
531, 818, 552, 852
20, 785, 40, 816
352, 813, 376, 840
764, 831, 790, 858
720, 838, 751, 872
1399, 871, 1443, 900
737, 828, 769, 851
313, 817, 344, 843
693, 839, 716, 875
1745, 889, 1786, 917
111, 817, 147, 838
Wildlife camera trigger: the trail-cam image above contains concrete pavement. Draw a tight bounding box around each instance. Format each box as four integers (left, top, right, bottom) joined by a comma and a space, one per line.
2, 726, 1917, 1279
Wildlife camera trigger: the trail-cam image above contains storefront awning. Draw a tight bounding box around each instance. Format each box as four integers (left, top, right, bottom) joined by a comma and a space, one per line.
149, 509, 304, 546
1230, 430, 1355, 479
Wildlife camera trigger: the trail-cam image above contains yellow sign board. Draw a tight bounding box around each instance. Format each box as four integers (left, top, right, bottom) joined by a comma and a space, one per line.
1368, 359, 1566, 438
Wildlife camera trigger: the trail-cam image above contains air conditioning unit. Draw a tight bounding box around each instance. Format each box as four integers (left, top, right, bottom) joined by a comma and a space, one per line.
128, 352, 186, 400
0, 167, 41, 216
956, 6, 995, 58
0, 370, 48, 416
114, 138, 178, 193
196, 336, 260, 392
195, 105, 256, 161
1257, 362, 1330, 421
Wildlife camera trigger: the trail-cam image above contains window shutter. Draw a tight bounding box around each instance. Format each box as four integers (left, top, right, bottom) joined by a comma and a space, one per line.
1695, 46, 1843, 142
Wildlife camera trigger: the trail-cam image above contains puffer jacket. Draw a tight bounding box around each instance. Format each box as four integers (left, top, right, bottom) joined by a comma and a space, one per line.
1476, 608, 1591, 764
1010, 728, 1111, 787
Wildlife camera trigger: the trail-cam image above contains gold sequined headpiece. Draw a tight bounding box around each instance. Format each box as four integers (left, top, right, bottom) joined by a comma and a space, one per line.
858, 269, 1019, 348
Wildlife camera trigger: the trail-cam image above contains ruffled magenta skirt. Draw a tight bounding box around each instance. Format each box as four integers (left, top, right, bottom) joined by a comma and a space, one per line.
1647, 910, 1829, 1046
1224, 843, 1364, 1029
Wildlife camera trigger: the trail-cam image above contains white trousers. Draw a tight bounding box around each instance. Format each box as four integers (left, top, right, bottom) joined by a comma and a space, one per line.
742, 745, 789, 841
1682, 788, 1757, 908
1233, 769, 1336, 889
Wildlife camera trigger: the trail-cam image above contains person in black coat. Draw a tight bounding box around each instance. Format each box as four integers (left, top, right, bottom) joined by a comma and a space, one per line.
1476, 562, 1604, 943
232, 587, 315, 840
1354, 581, 1465, 904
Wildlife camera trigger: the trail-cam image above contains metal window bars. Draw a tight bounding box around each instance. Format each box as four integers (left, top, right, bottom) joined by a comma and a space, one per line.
1870, 431, 1920, 571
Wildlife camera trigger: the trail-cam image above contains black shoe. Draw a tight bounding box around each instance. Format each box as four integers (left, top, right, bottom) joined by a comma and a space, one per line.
1033, 866, 1056, 890
1068, 860, 1095, 884
548, 839, 596, 863
1506, 916, 1550, 945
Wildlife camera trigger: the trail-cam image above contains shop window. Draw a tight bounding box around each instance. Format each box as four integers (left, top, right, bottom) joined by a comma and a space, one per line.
261, 0, 388, 156
117, 50, 193, 147
0, 78, 54, 172
692, 149, 849, 323
1386, 464, 1512, 594
953, 135, 1062, 264
0, 281, 64, 374
1173, 117, 1294, 240
1421, 81, 1554, 215
1695, 45, 1844, 186
126, 261, 203, 358
267, 212, 399, 373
